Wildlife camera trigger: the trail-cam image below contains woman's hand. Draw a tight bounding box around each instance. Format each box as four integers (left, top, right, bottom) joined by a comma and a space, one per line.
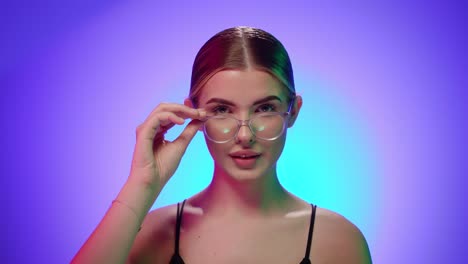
128, 103, 206, 190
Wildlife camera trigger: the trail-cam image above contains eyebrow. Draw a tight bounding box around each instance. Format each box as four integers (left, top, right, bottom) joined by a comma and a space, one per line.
253, 95, 283, 105
205, 95, 282, 106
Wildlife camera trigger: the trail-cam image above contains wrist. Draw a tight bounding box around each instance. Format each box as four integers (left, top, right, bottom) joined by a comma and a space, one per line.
127, 166, 165, 192
114, 178, 162, 220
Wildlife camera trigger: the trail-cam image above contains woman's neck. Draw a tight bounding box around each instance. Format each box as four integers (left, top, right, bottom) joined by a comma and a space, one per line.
191, 165, 295, 219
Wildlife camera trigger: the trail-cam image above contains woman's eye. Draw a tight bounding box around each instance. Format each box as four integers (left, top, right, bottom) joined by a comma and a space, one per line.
211, 105, 231, 114
256, 104, 276, 112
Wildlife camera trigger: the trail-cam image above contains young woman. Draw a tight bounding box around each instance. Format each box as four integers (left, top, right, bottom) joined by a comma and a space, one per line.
72, 26, 372, 264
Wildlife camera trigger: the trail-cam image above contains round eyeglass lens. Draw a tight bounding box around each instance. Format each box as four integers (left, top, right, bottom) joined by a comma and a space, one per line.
251, 113, 285, 140
204, 116, 237, 142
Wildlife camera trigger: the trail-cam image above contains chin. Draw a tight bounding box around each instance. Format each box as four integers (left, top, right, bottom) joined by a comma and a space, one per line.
219, 159, 276, 182
227, 170, 264, 182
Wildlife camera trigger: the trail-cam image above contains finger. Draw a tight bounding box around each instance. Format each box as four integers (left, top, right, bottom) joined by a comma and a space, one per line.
172, 119, 203, 148
137, 112, 183, 142
145, 103, 204, 124
158, 112, 185, 128
152, 112, 196, 148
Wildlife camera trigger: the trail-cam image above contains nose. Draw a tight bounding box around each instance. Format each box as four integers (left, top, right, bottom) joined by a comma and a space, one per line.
235, 121, 255, 145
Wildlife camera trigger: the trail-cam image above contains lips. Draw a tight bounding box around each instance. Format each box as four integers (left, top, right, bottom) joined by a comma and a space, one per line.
229, 151, 260, 169
229, 150, 261, 159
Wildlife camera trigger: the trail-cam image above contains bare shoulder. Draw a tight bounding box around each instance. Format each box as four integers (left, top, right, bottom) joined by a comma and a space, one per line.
315, 207, 364, 238
313, 207, 372, 263
127, 203, 179, 264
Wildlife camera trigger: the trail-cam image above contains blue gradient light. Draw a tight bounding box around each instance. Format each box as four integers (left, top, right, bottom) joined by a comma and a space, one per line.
2, 1, 466, 263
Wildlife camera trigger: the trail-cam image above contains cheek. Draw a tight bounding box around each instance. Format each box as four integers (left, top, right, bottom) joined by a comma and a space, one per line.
263, 135, 287, 161
204, 137, 228, 161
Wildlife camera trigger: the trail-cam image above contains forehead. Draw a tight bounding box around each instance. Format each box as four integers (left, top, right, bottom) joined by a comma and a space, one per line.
198, 70, 288, 106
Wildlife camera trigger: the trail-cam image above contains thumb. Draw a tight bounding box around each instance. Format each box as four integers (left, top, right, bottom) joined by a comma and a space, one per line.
173, 119, 202, 148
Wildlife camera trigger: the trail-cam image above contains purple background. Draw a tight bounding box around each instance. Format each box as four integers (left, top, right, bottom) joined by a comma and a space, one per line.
2, 1, 467, 263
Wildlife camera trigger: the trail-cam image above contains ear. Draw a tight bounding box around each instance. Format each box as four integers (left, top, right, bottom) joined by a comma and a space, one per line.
287, 95, 302, 128
184, 98, 194, 108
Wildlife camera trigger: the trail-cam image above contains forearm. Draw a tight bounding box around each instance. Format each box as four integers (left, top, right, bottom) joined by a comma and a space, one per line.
71, 178, 161, 264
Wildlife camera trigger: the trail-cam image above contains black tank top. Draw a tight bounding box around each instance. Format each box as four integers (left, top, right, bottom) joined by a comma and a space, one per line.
169, 200, 317, 264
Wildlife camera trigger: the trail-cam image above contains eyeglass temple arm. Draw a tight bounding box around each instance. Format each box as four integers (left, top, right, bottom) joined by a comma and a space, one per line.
287, 95, 296, 113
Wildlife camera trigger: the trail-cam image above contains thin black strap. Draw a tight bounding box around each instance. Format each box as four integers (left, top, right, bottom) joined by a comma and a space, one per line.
301, 204, 317, 263
174, 199, 187, 254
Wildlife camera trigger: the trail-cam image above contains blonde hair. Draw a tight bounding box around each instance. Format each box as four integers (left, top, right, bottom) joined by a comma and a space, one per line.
189, 26, 295, 106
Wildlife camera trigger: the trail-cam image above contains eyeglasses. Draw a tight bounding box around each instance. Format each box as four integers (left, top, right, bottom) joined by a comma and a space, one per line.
202, 112, 290, 143
201, 99, 295, 143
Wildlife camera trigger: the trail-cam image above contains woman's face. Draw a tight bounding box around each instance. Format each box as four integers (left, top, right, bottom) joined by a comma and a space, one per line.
193, 70, 301, 181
